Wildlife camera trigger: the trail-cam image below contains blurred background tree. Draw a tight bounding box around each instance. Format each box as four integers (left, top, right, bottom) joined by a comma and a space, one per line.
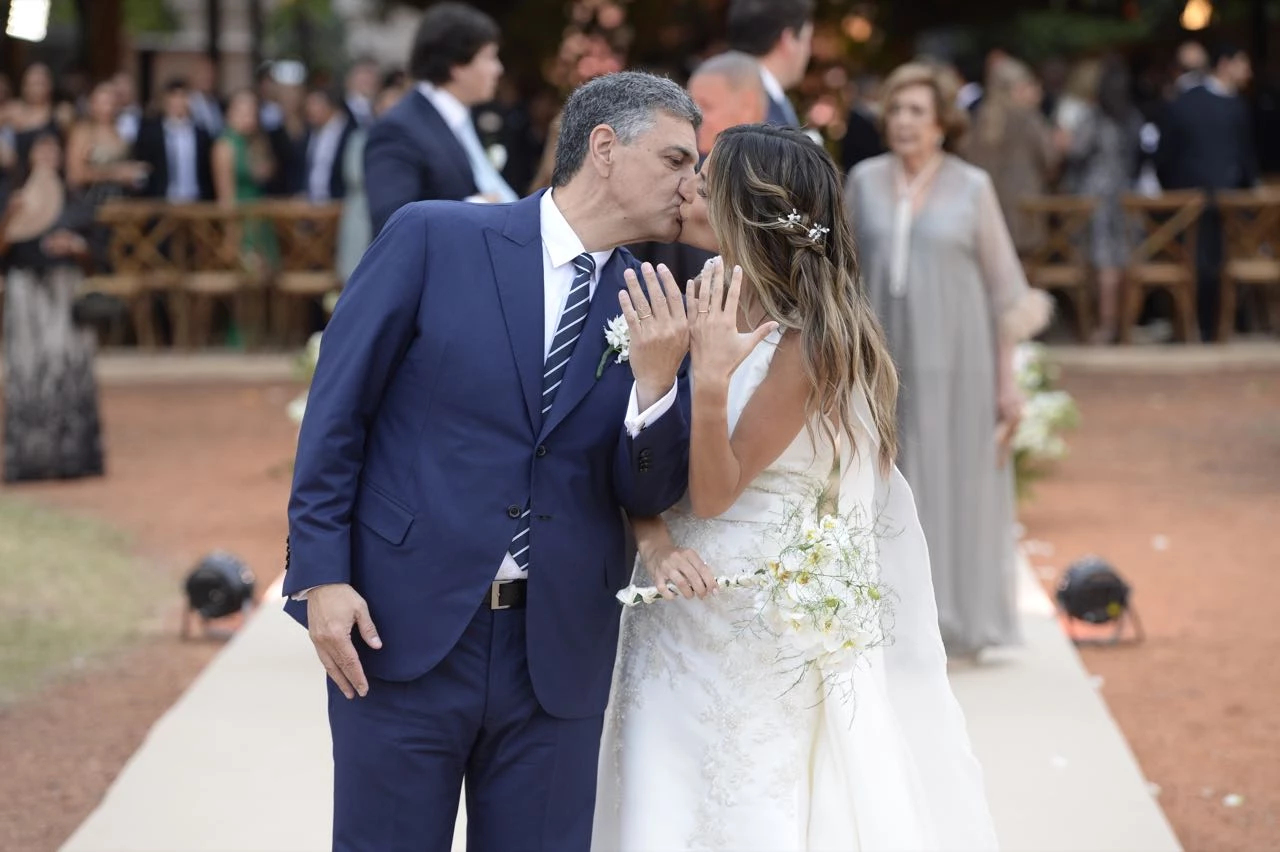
265, 0, 347, 80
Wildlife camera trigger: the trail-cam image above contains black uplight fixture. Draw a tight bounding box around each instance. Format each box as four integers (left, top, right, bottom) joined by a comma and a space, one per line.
181, 551, 257, 640
1055, 556, 1144, 646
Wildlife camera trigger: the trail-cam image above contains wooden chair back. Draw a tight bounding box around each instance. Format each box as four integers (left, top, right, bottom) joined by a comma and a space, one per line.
1018, 194, 1098, 340
1216, 187, 1280, 338
1119, 190, 1206, 342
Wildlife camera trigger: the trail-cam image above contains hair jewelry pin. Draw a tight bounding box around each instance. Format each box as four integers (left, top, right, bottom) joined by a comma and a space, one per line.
776, 208, 830, 247
778, 209, 804, 228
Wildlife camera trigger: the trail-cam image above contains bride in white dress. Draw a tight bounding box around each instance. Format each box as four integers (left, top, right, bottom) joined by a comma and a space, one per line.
592, 125, 999, 851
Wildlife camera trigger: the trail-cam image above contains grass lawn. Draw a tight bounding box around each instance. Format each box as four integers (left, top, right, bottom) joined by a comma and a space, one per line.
0, 495, 157, 704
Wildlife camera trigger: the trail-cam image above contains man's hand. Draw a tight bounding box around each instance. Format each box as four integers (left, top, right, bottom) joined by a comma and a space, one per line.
306, 583, 382, 699
621, 262, 689, 410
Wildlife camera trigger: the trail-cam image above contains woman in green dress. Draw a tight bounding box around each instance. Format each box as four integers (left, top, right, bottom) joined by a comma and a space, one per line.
212, 89, 278, 270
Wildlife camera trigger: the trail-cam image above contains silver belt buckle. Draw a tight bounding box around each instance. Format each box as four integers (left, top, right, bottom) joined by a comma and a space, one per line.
490, 580, 513, 610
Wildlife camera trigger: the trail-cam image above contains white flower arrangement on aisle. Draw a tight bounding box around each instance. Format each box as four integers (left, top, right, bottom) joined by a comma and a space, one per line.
618, 498, 895, 699
287, 291, 340, 426
596, 314, 631, 379
287, 331, 323, 426
1011, 343, 1081, 499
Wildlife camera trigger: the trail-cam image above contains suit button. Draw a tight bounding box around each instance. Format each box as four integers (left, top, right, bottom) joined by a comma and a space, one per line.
535, 445, 547, 458
639, 448, 653, 460
507, 504, 522, 518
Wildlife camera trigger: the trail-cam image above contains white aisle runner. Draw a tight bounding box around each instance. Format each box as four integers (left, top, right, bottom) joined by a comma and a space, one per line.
61, 566, 1180, 852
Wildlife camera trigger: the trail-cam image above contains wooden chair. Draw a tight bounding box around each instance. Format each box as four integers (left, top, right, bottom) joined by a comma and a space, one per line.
1018, 194, 1098, 342
258, 200, 343, 346
1216, 187, 1280, 340
80, 200, 182, 347
1118, 191, 1206, 343
169, 204, 269, 349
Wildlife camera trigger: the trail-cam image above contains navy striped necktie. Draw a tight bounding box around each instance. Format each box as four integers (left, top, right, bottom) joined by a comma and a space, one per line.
507, 252, 596, 574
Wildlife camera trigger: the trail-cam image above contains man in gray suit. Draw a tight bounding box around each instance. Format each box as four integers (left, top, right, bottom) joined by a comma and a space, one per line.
726, 0, 813, 128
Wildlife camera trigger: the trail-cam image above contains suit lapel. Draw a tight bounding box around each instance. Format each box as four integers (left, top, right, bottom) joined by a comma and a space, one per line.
412, 92, 476, 193
485, 194, 545, 434
539, 252, 628, 441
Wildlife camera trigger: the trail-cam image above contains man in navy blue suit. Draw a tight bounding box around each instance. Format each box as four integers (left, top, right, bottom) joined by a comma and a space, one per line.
284, 70, 703, 850
364, 2, 518, 236
726, 0, 813, 128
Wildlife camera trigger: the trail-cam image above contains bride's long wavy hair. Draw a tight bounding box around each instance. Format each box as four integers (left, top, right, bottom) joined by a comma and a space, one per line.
705, 124, 898, 471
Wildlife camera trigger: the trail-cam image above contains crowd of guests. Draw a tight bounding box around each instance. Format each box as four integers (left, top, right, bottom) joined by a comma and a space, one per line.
0, 0, 1273, 664
0, 56, 412, 484
846, 40, 1263, 345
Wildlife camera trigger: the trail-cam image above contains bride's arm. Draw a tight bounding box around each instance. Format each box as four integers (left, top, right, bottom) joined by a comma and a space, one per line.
689, 332, 809, 518
629, 515, 716, 600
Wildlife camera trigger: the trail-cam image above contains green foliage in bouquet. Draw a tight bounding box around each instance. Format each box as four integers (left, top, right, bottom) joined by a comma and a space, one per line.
1012, 343, 1080, 501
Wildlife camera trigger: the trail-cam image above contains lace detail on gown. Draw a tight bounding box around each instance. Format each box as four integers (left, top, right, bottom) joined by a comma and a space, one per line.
593, 331, 1000, 852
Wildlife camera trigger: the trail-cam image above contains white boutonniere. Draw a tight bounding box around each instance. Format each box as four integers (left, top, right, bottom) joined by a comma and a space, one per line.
596, 314, 630, 379
486, 144, 508, 172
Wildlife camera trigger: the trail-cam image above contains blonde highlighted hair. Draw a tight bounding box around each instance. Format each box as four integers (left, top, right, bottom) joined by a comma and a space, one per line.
705, 124, 898, 472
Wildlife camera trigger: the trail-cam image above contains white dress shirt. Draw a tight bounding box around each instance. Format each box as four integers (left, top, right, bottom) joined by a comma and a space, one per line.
307, 114, 349, 202
116, 108, 140, 144
164, 119, 200, 202
291, 190, 678, 597
759, 65, 799, 125
759, 65, 787, 108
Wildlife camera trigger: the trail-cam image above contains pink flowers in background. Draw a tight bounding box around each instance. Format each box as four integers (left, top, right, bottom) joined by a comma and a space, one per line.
548, 0, 632, 91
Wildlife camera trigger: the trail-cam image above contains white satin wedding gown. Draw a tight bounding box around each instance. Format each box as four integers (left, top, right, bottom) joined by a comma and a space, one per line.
593, 331, 1000, 851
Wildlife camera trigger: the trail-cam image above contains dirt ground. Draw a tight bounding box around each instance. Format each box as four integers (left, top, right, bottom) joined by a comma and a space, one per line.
0, 366, 1277, 851
0, 380, 300, 852
1021, 367, 1280, 852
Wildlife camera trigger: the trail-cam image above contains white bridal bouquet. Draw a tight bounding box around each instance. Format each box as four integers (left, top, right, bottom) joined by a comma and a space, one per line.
618, 501, 895, 691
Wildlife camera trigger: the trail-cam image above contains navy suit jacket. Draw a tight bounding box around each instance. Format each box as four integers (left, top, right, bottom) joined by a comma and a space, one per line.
284, 193, 691, 719
1155, 86, 1259, 191
364, 89, 479, 236
766, 94, 799, 128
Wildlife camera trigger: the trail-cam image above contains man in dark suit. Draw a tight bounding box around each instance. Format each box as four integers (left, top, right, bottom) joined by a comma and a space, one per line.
841, 73, 885, 171
364, 2, 516, 235
286, 70, 699, 851
302, 88, 355, 203
726, 0, 813, 128
131, 78, 214, 203
1156, 41, 1259, 341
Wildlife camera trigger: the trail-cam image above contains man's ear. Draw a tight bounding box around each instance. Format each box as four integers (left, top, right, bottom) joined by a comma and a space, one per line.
587, 124, 618, 178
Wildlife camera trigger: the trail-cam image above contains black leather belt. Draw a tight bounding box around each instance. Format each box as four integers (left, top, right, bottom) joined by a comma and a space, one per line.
488, 579, 527, 610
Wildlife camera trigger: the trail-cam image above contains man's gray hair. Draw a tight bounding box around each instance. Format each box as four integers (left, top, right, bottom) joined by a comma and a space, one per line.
691, 51, 767, 99
551, 71, 702, 188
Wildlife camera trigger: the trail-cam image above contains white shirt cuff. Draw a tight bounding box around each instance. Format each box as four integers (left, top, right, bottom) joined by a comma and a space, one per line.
624, 381, 677, 438
291, 586, 319, 601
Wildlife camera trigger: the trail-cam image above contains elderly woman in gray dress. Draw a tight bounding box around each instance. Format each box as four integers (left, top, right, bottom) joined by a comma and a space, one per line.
844, 62, 1051, 657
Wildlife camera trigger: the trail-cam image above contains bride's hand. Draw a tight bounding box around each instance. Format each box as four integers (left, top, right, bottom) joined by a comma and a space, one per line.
642, 542, 716, 600
688, 258, 779, 388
